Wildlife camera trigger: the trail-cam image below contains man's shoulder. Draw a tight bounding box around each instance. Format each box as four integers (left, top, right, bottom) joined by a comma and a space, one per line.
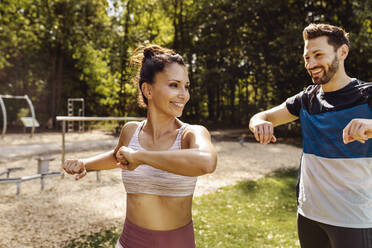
354, 78, 371, 84
355, 79, 372, 108
303, 84, 320, 94
292, 84, 320, 99
352, 78, 371, 88
351, 79, 372, 97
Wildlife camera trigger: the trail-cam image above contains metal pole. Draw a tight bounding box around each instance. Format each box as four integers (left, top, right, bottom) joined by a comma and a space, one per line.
24, 95, 36, 138
0, 96, 7, 139
16, 182, 20, 195
61, 120, 65, 178
82, 99, 85, 132
41, 176, 45, 191
78, 108, 83, 132
96, 171, 101, 183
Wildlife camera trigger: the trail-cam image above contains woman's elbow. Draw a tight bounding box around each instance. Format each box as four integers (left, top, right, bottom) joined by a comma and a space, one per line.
201, 155, 217, 174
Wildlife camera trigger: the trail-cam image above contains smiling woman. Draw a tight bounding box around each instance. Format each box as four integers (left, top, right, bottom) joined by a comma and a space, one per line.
130, 45, 189, 108
62, 44, 217, 248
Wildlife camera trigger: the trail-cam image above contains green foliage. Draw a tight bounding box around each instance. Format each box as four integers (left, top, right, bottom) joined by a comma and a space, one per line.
183, 0, 309, 123
0, 0, 371, 129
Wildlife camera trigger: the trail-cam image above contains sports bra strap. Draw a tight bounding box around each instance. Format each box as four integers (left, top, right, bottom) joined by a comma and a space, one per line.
176, 123, 188, 140
134, 120, 145, 137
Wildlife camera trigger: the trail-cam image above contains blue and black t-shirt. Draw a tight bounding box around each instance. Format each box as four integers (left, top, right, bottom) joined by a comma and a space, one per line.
285, 79, 372, 228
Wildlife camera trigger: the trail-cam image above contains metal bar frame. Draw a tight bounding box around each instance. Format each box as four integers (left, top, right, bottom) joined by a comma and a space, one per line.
56, 116, 145, 121
0, 167, 24, 178
67, 98, 85, 132
0, 96, 7, 138
0, 172, 62, 195
24, 95, 37, 137
56, 116, 145, 179
0, 94, 37, 138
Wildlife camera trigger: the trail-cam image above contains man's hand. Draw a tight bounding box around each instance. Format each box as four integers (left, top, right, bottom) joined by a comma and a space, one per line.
343, 118, 372, 144
63, 159, 87, 180
116, 146, 140, 171
249, 119, 277, 145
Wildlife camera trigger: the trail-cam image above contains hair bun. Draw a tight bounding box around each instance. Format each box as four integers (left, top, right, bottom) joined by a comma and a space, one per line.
143, 48, 155, 59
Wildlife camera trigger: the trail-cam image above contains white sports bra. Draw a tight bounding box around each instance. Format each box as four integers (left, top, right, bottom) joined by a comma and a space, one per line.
122, 121, 197, 197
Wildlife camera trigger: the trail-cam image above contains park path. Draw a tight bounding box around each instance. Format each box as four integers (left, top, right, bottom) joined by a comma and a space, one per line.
0, 130, 117, 162
0, 131, 302, 248
0, 139, 117, 162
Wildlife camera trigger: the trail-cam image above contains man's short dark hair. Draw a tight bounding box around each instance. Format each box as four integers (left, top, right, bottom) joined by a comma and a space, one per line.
303, 23, 350, 50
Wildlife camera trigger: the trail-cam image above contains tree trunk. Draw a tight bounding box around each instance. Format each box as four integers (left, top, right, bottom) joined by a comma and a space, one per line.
55, 53, 63, 121
207, 74, 215, 121
172, 0, 179, 50
118, 0, 132, 116
50, 46, 57, 127
49, 45, 63, 128
230, 81, 235, 124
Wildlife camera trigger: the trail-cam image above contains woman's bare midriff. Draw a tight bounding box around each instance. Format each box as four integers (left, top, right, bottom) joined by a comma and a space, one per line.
126, 193, 193, 230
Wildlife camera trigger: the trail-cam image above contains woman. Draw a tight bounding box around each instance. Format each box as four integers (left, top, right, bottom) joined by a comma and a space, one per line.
63, 44, 217, 248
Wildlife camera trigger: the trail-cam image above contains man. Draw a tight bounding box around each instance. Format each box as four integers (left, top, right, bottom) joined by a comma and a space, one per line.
249, 23, 372, 248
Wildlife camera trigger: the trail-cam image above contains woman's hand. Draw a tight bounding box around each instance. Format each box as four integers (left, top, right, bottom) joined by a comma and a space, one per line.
116, 146, 140, 171
63, 159, 87, 180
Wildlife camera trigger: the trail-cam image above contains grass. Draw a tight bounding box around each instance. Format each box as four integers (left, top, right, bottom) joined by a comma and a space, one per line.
64, 169, 300, 248
63, 227, 120, 248
193, 168, 299, 248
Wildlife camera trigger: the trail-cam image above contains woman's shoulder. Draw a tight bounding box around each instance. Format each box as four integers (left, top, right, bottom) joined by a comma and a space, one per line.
180, 123, 213, 149
117, 120, 144, 146
183, 123, 208, 131
123, 120, 143, 131
182, 123, 211, 139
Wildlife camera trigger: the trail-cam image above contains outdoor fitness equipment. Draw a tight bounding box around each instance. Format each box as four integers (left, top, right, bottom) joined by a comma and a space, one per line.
0, 157, 62, 195
56, 116, 145, 181
0, 94, 39, 138
67, 98, 85, 132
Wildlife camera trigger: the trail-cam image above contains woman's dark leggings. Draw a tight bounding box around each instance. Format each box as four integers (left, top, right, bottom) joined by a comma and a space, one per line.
297, 214, 372, 248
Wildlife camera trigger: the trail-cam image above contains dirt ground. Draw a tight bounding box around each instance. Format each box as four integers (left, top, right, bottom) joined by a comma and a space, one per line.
0, 131, 302, 248
0, 130, 114, 147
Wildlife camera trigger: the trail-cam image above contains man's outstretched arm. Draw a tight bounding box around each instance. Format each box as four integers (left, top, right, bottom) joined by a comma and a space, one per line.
249, 102, 299, 144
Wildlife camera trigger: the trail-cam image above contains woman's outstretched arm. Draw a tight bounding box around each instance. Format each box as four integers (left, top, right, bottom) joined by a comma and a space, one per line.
116, 125, 217, 177
64, 122, 138, 180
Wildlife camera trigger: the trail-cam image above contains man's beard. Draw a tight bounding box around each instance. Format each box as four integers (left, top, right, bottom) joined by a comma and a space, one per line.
311, 55, 339, 85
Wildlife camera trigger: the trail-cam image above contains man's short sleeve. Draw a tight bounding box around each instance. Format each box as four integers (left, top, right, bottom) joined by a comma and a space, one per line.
285, 91, 304, 117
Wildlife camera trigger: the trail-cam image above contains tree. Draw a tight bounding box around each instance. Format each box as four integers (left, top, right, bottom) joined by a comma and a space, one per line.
1, 0, 370, 130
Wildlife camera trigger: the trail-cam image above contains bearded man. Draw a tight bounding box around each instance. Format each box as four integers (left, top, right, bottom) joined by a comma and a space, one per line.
249, 23, 372, 248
